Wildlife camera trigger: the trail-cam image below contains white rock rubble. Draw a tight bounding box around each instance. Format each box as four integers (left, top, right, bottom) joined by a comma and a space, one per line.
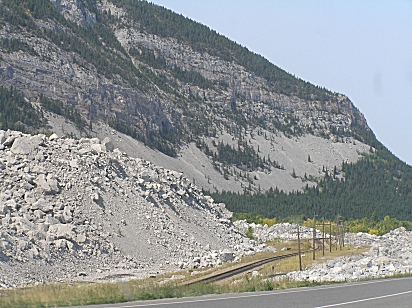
0, 130, 259, 289
234, 220, 412, 282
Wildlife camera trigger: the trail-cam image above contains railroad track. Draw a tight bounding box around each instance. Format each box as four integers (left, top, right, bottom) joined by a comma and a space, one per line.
181, 250, 309, 286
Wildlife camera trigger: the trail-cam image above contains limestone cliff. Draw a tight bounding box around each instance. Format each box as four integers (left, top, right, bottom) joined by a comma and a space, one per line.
0, 0, 371, 193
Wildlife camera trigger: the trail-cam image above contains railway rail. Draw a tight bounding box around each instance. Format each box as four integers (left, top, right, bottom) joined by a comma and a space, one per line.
181, 250, 310, 286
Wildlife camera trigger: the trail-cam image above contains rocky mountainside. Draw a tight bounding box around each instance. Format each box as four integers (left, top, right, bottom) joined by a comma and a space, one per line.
1, 0, 412, 293
0, 129, 261, 288
0, 1, 412, 221
0, 0, 372, 193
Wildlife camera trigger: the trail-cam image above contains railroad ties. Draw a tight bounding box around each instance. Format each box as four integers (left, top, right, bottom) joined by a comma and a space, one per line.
181, 250, 309, 286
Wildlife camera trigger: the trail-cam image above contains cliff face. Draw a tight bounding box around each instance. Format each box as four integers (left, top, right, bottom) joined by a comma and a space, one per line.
0, 0, 371, 192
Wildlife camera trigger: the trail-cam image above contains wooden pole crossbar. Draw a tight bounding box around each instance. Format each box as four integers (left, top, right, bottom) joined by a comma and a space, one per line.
313, 217, 347, 253
295, 214, 347, 269
314, 220, 332, 254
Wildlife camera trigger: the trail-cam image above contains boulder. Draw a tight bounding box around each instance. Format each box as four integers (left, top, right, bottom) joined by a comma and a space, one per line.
45, 215, 60, 225
34, 174, 60, 194
53, 239, 69, 249
0, 199, 17, 215
0, 130, 5, 144
31, 198, 52, 212
76, 233, 87, 243
90, 143, 104, 154
49, 133, 59, 141
11, 135, 45, 154
2, 135, 16, 147
220, 249, 234, 262
101, 137, 114, 152
91, 192, 100, 202
48, 224, 76, 241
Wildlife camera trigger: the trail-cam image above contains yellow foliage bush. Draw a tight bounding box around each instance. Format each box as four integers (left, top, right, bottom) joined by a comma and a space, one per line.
368, 229, 379, 235
262, 217, 277, 227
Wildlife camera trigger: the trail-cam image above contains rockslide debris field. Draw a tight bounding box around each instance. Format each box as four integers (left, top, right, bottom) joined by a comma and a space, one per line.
0, 130, 258, 288
0, 130, 411, 289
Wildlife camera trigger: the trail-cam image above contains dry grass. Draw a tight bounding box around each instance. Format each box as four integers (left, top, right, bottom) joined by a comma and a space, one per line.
0, 282, 129, 308
256, 242, 369, 279
0, 241, 371, 308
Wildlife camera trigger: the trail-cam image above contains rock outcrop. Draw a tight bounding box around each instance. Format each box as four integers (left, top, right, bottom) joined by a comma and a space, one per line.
50, 0, 97, 28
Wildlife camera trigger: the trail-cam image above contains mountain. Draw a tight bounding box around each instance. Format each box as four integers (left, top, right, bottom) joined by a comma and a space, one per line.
0, 0, 411, 220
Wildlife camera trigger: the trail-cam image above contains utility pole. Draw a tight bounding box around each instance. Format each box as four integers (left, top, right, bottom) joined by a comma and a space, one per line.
297, 224, 302, 271
335, 215, 340, 250
341, 220, 347, 248
336, 215, 344, 250
322, 218, 325, 256
313, 213, 317, 260
329, 220, 332, 253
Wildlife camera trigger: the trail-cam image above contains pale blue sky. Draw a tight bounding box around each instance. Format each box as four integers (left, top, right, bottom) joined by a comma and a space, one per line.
151, 0, 412, 166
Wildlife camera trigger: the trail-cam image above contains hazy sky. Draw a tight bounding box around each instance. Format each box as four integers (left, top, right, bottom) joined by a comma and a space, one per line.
151, 0, 412, 166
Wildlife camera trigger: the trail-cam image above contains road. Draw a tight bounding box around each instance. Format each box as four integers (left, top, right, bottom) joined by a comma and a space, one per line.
68, 276, 412, 308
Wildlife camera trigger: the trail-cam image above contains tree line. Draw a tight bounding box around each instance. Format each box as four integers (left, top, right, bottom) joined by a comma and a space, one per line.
208, 132, 412, 222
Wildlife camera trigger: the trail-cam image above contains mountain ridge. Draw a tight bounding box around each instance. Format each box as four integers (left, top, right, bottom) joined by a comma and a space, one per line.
0, 0, 411, 220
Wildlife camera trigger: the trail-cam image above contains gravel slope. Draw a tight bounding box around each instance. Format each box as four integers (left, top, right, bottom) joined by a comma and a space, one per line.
46, 113, 370, 193
0, 130, 257, 288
